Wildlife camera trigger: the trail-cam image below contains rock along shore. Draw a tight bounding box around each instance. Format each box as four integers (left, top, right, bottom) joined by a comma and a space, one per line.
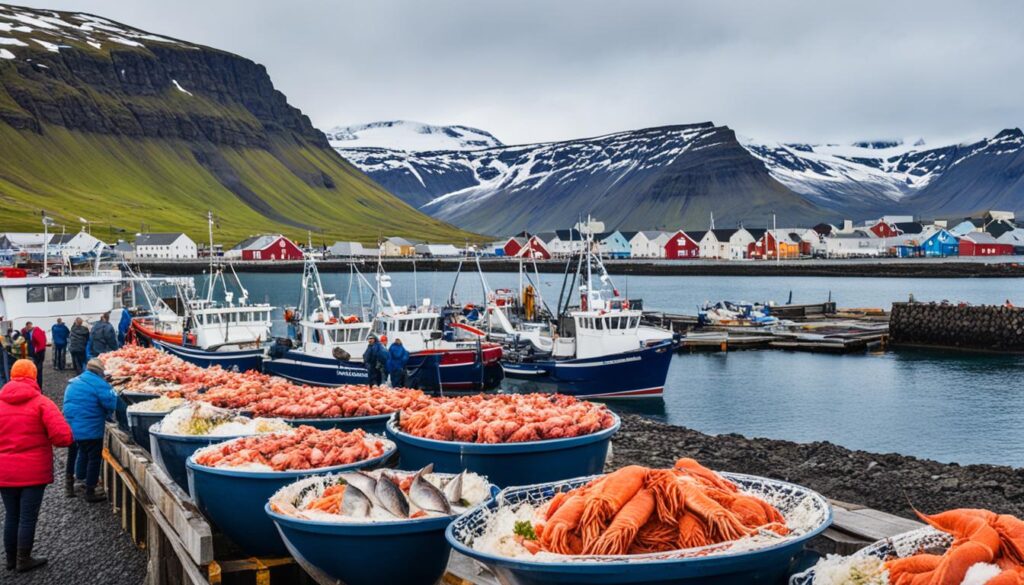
612, 414, 1024, 519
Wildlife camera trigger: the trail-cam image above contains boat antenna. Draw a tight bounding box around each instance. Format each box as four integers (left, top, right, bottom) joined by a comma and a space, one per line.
448, 257, 464, 307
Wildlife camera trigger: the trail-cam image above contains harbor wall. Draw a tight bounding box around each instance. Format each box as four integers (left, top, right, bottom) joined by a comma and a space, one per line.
890, 302, 1024, 351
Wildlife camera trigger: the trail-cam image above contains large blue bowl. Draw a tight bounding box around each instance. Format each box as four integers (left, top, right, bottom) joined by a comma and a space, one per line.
115, 391, 158, 432
279, 413, 391, 434
126, 409, 173, 454
447, 473, 833, 585
148, 425, 248, 495
187, 439, 396, 556
384, 412, 620, 487
266, 502, 453, 585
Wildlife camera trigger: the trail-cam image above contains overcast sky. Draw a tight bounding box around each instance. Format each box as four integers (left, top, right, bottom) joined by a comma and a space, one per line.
17, 0, 1024, 146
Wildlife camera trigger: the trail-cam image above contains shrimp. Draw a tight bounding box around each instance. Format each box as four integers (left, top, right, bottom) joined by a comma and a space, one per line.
585, 488, 656, 555
578, 466, 647, 549
539, 494, 587, 555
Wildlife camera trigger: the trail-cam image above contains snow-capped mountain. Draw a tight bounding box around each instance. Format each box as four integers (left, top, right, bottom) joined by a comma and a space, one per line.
324, 120, 502, 152
332, 120, 1024, 235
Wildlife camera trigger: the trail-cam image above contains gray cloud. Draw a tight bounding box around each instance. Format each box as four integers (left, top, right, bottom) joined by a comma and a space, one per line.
16, 0, 1024, 145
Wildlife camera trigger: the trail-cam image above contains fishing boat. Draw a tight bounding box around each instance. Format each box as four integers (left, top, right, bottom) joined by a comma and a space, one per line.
500, 223, 674, 399
131, 214, 274, 371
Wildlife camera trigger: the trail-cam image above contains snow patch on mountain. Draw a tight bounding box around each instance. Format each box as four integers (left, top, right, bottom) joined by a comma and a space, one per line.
325, 120, 503, 152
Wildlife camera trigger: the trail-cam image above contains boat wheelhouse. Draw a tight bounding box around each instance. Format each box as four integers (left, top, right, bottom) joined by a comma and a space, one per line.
0, 268, 127, 341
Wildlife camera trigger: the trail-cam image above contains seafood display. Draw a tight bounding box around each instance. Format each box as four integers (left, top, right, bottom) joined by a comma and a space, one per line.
242, 385, 432, 419
398, 394, 617, 443
126, 396, 185, 413
157, 403, 292, 437
269, 466, 491, 523
469, 459, 828, 560
103, 345, 259, 395
193, 426, 391, 472
796, 508, 1024, 585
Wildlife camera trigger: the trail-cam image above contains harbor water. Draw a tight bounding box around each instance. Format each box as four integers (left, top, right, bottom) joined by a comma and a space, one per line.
188, 271, 1024, 467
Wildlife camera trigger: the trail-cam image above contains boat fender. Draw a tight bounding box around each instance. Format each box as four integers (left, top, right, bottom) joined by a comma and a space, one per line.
343, 315, 360, 324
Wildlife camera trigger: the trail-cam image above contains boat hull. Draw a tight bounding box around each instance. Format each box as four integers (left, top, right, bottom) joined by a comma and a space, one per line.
502, 340, 673, 399
151, 340, 263, 372
131, 318, 189, 346
262, 345, 504, 393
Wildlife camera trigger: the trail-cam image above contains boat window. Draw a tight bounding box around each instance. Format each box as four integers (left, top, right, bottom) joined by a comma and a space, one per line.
27, 287, 45, 303
47, 286, 65, 302
630, 316, 639, 328
65, 286, 78, 301
595, 318, 604, 330
83, 286, 90, 299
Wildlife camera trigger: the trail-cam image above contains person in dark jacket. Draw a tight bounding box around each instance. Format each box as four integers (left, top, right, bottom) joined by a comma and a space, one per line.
362, 335, 389, 386
67, 318, 89, 374
0, 359, 74, 572
50, 319, 70, 371
388, 338, 410, 388
89, 312, 118, 357
21, 323, 45, 387
62, 359, 117, 502
0, 322, 12, 385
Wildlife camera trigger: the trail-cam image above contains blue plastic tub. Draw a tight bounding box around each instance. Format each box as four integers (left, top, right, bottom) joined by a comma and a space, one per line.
148, 425, 245, 495
447, 473, 833, 585
187, 439, 396, 556
280, 413, 391, 434
384, 412, 620, 487
115, 391, 157, 432
126, 410, 173, 454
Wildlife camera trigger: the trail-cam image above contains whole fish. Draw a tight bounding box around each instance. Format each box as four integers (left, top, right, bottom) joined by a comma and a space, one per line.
375, 473, 410, 518
443, 471, 466, 505
341, 484, 372, 518
409, 466, 451, 515
340, 471, 379, 505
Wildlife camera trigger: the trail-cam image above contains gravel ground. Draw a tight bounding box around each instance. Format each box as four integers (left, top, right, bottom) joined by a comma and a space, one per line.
613, 414, 1024, 519
1, 361, 147, 585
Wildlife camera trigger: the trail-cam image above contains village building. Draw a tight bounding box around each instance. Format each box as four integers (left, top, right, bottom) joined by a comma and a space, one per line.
894, 222, 924, 235
414, 243, 462, 257
503, 235, 551, 259
379, 237, 416, 257
984, 219, 1017, 239
959, 232, 1013, 256
134, 233, 197, 259
329, 241, 375, 257
996, 229, 1024, 254
629, 231, 670, 258
920, 229, 959, 257
537, 229, 584, 257
596, 231, 631, 258
699, 228, 755, 260
949, 218, 986, 236
867, 221, 899, 238
748, 230, 802, 259
227, 234, 303, 261
49, 231, 104, 256
664, 230, 700, 259
823, 231, 885, 257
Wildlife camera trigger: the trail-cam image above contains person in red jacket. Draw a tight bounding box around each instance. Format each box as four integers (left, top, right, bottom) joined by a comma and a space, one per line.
20, 323, 46, 387
0, 359, 73, 573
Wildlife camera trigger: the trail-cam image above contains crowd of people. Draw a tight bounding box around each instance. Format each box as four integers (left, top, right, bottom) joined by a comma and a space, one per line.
0, 312, 121, 574
362, 334, 409, 387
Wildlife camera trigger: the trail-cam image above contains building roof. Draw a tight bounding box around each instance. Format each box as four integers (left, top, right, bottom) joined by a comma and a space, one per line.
135, 233, 188, 246
746, 228, 767, 241
385, 236, 414, 247
554, 229, 583, 241
618, 231, 639, 242
963, 232, 1003, 245
710, 228, 737, 240
894, 222, 924, 235
329, 241, 373, 256
813, 223, 835, 236
831, 231, 872, 239
534, 231, 558, 244
686, 230, 707, 242
985, 220, 1016, 239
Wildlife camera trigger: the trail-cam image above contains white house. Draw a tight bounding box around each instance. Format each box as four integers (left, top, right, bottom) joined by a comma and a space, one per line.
134, 233, 197, 259
329, 241, 375, 257
50, 231, 104, 256
629, 231, 670, 258
699, 229, 756, 259
823, 231, 886, 257
540, 229, 585, 257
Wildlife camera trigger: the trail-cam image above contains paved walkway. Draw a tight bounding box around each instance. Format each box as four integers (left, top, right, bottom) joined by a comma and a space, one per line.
1, 362, 147, 585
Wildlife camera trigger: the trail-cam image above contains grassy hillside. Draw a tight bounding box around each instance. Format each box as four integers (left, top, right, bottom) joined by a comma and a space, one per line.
0, 4, 475, 245
0, 124, 473, 244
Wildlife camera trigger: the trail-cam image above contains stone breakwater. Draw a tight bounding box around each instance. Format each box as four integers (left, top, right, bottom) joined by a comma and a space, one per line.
890, 302, 1024, 351
612, 415, 1024, 519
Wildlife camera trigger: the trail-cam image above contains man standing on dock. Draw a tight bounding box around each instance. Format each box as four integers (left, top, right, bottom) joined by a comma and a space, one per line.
21, 323, 45, 387
363, 335, 388, 386
51, 319, 69, 371
89, 313, 118, 357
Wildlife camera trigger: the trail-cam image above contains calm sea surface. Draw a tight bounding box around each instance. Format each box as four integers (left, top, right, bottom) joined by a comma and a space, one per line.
189, 271, 1024, 467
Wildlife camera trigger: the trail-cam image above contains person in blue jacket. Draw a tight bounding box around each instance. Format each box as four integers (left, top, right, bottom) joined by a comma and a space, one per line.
50, 319, 70, 371
388, 338, 410, 388
362, 335, 389, 386
88, 312, 118, 357
61, 359, 117, 502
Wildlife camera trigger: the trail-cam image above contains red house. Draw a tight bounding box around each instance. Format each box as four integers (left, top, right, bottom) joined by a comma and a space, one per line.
232, 235, 303, 261
664, 230, 700, 259
503, 235, 551, 259
959, 233, 1013, 256
868, 221, 899, 238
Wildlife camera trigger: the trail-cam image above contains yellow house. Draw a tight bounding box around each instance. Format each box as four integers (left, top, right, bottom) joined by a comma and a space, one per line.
380, 236, 416, 257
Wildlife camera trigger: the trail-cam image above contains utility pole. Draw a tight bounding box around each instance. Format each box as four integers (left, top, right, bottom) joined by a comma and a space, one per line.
773, 212, 779, 265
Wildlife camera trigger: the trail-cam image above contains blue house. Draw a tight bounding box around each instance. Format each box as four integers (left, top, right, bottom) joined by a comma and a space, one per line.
597, 231, 632, 258
921, 229, 959, 257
